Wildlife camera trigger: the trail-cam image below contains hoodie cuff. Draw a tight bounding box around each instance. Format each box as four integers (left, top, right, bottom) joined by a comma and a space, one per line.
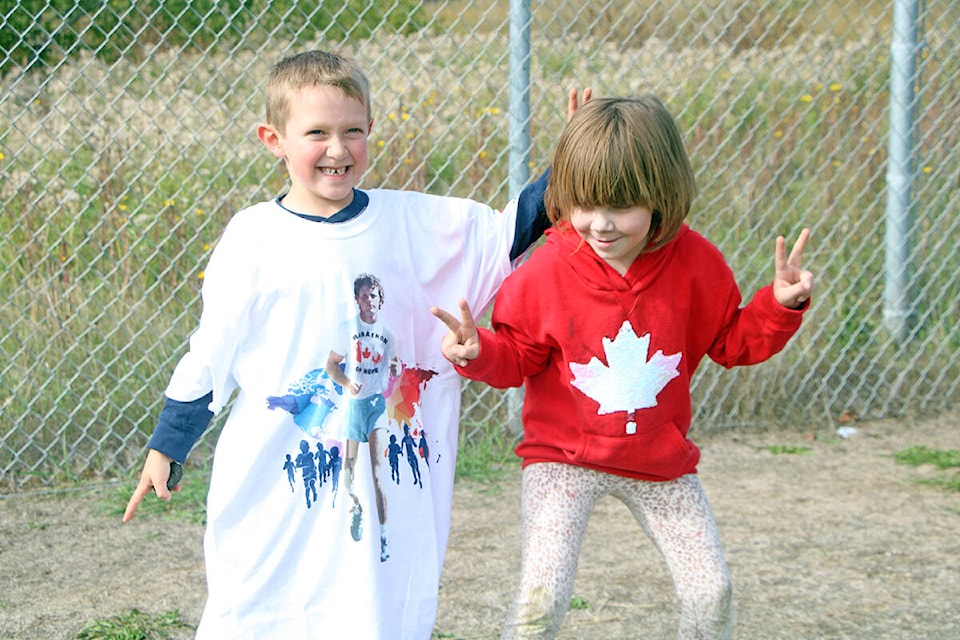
146, 392, 214, 463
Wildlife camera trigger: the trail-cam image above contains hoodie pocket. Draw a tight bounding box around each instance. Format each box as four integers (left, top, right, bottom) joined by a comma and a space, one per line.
570, 420, 695, 479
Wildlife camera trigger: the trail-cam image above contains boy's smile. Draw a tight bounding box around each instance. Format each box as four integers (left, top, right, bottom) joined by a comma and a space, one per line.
259, 84, 373, 218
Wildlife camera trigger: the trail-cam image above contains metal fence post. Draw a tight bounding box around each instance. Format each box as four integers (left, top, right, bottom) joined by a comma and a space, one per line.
508, 0, 531, 196
883, 0, 920, 341
505, 0, 532, 435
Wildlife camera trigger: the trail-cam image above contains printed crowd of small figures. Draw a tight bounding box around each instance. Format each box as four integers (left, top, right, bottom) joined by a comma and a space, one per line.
282, 423, 431, 510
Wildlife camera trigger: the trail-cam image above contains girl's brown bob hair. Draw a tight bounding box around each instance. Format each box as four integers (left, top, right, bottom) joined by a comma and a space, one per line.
545, 95, 697, 252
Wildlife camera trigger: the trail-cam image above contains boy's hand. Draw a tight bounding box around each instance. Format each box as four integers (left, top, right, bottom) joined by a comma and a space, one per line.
122, 449, 179, 523
773, 228, 815, 309
431, 299, 481, 367
568, 87, 592, 121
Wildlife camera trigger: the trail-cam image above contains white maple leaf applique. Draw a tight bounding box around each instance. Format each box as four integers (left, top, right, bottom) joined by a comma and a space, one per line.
569, 321, 682, 434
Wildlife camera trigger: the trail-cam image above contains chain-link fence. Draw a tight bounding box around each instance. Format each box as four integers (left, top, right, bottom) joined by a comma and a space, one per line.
2, 0, 958, 492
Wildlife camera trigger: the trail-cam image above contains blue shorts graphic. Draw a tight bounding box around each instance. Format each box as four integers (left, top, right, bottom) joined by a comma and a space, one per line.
343, 393, 387, 442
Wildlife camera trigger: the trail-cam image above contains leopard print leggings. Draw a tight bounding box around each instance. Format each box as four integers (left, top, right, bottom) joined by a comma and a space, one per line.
501, 462, 733, 640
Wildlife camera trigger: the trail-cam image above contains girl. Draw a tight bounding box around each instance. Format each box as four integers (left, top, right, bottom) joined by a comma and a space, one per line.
432, 95, 814, 639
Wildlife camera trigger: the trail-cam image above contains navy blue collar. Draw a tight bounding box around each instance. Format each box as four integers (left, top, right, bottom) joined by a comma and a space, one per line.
276, 189, 369, 223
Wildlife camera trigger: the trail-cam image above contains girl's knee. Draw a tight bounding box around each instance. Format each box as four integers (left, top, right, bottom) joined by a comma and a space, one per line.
708, 576, 733, 616
694, 571, 733, 617
710, 572, 733, 606
678, 576, 733, 640
502, 585, 566, 640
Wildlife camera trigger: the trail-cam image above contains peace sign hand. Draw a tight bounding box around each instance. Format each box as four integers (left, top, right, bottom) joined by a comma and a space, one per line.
431, 299, 481, 367
773, 228, 815, 309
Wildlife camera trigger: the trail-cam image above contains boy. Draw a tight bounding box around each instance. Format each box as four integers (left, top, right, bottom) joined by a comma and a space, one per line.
122, 50, 569, 638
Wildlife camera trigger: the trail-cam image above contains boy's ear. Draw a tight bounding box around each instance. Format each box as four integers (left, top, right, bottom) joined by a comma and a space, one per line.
367, 118, 375, 135
257, 122, 285, 158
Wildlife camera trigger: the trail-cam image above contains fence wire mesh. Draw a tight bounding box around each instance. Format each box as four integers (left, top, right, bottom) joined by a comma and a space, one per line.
1, 1, 958, 491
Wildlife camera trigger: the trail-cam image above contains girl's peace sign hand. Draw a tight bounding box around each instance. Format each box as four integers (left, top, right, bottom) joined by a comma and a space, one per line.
773, 228, 815, 309
431, 299, 481, 367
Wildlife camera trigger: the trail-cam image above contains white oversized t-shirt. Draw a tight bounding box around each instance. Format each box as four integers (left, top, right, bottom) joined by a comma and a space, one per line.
165, 190, 518, 639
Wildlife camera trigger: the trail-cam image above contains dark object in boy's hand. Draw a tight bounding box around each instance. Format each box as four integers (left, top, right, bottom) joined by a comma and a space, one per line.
167, 461, 183, 491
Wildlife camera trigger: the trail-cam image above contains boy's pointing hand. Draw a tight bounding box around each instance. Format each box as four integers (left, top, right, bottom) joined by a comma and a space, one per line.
431, 299, 480, 367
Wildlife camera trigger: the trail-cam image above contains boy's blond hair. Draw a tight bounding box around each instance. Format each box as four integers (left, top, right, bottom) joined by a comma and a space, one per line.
545, 95, 696, 252
264, 50, 371, 132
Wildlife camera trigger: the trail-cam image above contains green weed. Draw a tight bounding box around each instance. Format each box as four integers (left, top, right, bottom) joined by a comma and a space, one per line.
765, 445, 813, 455
894, 446, 960, 470
75, 608, 192, 640
916, 476, 960, 493
894, 446, 960, 493
455, 420, 519, 487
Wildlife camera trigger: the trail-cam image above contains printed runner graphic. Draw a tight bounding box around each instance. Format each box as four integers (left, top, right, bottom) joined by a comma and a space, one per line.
266, 273, 437, 563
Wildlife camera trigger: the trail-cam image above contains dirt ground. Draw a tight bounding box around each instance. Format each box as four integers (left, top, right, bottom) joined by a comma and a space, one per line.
2, 414, 959, 640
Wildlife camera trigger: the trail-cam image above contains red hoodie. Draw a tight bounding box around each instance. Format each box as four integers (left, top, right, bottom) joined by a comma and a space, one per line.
457, 224, 808, 481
